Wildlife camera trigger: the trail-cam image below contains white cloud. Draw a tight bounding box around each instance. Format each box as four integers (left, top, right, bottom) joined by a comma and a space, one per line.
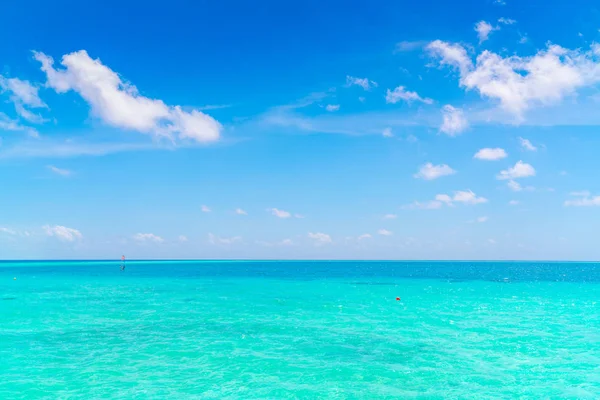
385, 86, 433, 104
43, 225, 83, 242
498, 17, 516, 25
269, 208, 291, 218
403, 200, 444, 210
518, 137, 537, 151
497, 160, 536, 180
406, 134, 418, 143
475, 21, 496, 43
474, 148, 507, 160
358, 233, 372, 240
488, 238, 497, 244
378, 229, 393, 236
477, 216, 489, 223
494, 0, 506, 4
428, 41, 600, 119
0, 227, 17, 235
383, 214, 397, 219
178, 235, 188, 242
406, 190, 487, 209
452, 190, 488, 205
346, 76, 378, 90
395, 40, 428, 52
235, 208, 247, 215
133, 233, 164, 243
382, 127, 394, 137
358, 96, 366, 103
427, 41, 473, 75
0, 76, 48, 123
294, 213, 305, 219
570, 190, 590, 197
0, 112, 39, 137
201, 205, 211, 213
414, 162, 456, 180
325, 104, 340, 112
208, 233, 242, 245
507, 180, 522, 191
308, 232, 332, 245
440, 105, 468, 136
34, 50, 221, 142
47, 165, 71, 176
280, 238, 293, 246
564, 191, 600, 206
509, 200, 520, 205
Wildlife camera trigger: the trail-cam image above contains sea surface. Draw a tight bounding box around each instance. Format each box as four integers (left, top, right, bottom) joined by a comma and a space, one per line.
0, 260, 599, 399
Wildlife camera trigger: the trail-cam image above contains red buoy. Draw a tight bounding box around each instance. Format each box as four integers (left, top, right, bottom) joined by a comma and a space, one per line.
396, 297, 400, 301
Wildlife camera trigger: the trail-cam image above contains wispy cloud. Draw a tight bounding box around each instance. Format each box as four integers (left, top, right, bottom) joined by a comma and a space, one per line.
386, 86, 433, 104
133, 233, 164, 243
201, 205, 211, 213
346, 76, 378, 91
47, 165, 72, 176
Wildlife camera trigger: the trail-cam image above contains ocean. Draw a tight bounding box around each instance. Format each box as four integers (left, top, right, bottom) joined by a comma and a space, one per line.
0, 260, 598, 399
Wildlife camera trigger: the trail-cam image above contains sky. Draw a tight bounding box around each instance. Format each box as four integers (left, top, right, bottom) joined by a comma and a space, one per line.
2, 0, 600, 260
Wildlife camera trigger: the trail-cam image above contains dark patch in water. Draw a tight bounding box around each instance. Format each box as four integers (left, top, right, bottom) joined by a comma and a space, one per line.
2, 297, 17, 300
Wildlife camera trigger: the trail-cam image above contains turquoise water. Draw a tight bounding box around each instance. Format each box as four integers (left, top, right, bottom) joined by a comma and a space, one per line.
1, 261, 599, 399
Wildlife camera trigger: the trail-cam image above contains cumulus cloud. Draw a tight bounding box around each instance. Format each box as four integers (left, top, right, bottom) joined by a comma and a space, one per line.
475, 21, 496, 43
383, 214, 397, 219
474, 148, 507, 160
452, 190, 488, 204
414, 162, 456, 180
308, 232, 332, 245
133, 233, 164, 243
497, 161, 536, 180
385, 86, 433, 104
440, 105, 468, 136
178, 235, 188, 242
43, 225, 82, 242
519, 137, 537, 151
0, 75, 48, 123
325, 104, 340, 112
427, 40, 600, 119
477, 216, 489, 223
378, 229, 393, 236
235, 208, 247, 215
47, 165, 72, 176
346, 76, 378, 90
33, 50, 221, 142
201, 205, 211, 213
358, 233, 372, 240
508, 200, 520, 205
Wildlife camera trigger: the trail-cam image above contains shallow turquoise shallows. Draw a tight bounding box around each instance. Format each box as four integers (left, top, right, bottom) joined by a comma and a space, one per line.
1, 261, 599, 399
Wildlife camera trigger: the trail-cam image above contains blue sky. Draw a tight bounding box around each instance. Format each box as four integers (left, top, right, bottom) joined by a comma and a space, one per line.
2, 0, 600, 260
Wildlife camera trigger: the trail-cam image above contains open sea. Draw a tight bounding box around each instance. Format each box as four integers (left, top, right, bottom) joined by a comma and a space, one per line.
0, 260, 599, 399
